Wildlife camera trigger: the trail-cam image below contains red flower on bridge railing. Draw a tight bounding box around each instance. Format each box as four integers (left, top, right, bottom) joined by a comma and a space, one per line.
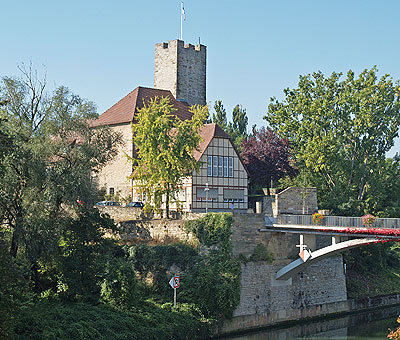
312, 212, 324, 225
316, 226, 400, 243
362, 214, 376, 228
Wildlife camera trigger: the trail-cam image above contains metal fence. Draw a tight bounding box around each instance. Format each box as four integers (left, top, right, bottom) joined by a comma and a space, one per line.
276, 214, 400, 229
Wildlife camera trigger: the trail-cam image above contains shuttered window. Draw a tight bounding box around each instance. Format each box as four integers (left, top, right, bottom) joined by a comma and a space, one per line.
223, 189, 244, 203
196, 187, 218, 202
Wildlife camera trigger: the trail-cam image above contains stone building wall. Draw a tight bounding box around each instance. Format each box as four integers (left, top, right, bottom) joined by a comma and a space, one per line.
223, 214, 348, 334
274, 187, 318, 216
230, 255, 347, 318
98, 206, 201, 243
92, 123, 133, 198
154, 40, 206, 106
115, 218, 196, 244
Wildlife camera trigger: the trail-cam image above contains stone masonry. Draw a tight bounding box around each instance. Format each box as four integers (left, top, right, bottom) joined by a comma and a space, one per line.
272, 187, 318, 216
97, 208, 348, 334
223, 213, 348, 334
154, 40, 206, 106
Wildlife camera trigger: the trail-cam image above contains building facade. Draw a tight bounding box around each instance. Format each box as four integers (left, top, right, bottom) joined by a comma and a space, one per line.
92, 39, 248, 212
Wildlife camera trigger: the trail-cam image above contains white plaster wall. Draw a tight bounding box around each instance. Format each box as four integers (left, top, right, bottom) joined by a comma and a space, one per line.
94, 123, 133, 198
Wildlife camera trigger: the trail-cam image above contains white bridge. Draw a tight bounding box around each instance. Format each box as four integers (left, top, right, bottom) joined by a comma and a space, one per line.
259, 216, 400, 280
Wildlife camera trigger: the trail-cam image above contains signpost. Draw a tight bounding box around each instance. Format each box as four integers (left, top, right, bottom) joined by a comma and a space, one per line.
204, 183, 209, 213
169, 275, 180, 307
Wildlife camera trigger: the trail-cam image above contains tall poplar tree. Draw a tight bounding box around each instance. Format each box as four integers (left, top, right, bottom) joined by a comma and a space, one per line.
130, 96, 208, 218
212, 100, 228, 130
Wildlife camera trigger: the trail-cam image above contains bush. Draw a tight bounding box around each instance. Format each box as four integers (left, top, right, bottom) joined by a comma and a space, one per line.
128, 243, 199, 298
182, 213, 241, 319
182, 252, 241, 319
184, 213, 233, 253
249, 244, 274, 262
13, 301, 210, 340
100, 257, 138, 309
0, 236, 31, 340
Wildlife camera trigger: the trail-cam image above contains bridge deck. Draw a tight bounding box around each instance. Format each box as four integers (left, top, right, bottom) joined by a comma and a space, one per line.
275, 214, 400, 229
259, 223, 400, 280
260, 224, 400, 240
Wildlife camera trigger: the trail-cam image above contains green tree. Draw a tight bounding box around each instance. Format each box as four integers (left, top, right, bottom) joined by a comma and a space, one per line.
363, 155, 400, 217
265, 67, 400, 215
57, 207, 115, 302
130, 96, 208, 218
211, 100, 228, 130
226, 104, 249, 150
210, 101, 249, 150
0, 66, 121, 290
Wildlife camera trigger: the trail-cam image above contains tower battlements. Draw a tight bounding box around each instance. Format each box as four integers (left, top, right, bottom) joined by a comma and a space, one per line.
154, 39, 206, 106
157, 40, 206, 52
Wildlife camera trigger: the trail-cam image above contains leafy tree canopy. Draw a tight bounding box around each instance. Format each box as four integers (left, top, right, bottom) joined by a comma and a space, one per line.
0, 65, 122, 263
241, 127, 297, 192
130, 96, 208, 217
265, 67, 400, 215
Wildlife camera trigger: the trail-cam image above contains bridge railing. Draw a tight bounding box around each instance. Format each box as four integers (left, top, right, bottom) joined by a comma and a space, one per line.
276, 214, 400, 229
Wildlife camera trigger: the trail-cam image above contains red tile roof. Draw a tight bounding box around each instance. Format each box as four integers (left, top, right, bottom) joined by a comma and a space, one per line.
194, 123, 230, 161
90, 86, 192, 127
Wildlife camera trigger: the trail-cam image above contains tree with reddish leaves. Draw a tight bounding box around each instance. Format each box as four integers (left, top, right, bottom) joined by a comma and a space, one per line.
241, 127, 297, 193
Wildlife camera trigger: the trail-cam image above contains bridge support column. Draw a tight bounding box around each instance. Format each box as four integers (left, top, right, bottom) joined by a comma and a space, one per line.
303, 234, 316, 251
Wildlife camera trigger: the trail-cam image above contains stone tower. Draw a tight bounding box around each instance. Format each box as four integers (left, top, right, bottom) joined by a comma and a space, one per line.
154, 39, 206, 106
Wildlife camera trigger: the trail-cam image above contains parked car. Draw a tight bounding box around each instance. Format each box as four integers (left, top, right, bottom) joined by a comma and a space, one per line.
95, 201, 121, 206
126, 201, 144, 208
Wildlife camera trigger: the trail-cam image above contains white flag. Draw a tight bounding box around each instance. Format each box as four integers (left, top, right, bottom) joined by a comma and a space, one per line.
181, 1, 186, 21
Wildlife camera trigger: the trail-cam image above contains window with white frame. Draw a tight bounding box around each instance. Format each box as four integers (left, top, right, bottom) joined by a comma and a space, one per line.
207, 156, 234, 178
223, 157, 228, 177
218, 156, 223, 177
212, 156, 218, 177
228, 157, 233, 177
207, 156, 212, 176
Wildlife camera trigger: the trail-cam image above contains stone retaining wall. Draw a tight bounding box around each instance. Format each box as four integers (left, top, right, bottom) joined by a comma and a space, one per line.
218, 292, 400, 336
218, 255, 347, 335
113, 219, 196, 244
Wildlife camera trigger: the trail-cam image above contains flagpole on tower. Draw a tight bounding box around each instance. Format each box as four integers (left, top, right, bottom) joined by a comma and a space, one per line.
180, 1, 186, 40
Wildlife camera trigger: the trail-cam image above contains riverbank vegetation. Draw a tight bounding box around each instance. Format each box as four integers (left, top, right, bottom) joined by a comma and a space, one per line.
344, 243, 400, 299
0, 69, 240, 339
2, 206, 240, 339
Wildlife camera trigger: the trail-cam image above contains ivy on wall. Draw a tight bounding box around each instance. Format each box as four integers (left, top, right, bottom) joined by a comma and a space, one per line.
125, 213, 241, 320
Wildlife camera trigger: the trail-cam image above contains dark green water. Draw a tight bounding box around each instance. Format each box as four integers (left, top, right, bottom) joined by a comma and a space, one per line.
221, 305, 400, 340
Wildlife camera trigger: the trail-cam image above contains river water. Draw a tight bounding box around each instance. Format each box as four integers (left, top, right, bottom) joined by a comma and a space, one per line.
221, 305, 400, 340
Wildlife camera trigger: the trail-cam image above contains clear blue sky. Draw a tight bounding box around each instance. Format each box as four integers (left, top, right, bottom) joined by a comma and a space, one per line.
1, 0, 400, 156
